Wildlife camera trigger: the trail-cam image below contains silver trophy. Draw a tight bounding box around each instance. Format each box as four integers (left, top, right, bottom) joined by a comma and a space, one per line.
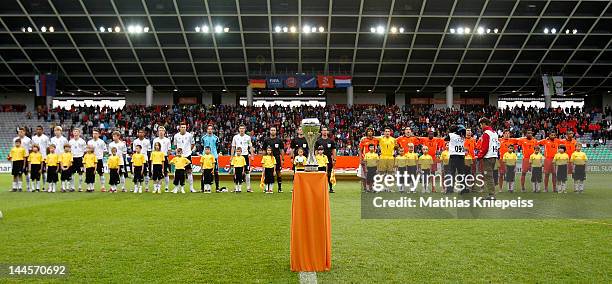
301, 118, 321, 172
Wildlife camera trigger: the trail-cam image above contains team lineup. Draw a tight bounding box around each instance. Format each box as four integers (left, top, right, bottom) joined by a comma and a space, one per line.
358, 117, 588, 198
7, 122, 340, 194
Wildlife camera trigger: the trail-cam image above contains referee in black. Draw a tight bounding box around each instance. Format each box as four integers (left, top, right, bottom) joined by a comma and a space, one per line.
291, 126, 308, 157
315, 126, 337, 193
263, 126, 285, 193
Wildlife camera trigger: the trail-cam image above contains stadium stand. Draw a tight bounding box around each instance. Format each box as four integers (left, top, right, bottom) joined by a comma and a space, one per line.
1, 105, 609, 159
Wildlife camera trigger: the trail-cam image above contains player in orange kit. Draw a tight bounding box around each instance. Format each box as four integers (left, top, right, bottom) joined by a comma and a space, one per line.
539, 131, 561, 192
517, 130, 539, 192
396, 127, 420, 154
358, 128, 378, 192
464, 128, 476, 174
498, 130, 517, 192
563, 130, 578, 176
419, 130, 443, 193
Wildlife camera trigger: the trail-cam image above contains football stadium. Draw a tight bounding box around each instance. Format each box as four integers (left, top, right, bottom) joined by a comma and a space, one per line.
0, 0, 611, 282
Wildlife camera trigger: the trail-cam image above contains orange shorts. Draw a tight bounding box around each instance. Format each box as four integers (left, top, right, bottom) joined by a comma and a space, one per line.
521, 158, 531, 172
544, 158, 555, 173
568, 162, 573, 174
499, 161, 506, 174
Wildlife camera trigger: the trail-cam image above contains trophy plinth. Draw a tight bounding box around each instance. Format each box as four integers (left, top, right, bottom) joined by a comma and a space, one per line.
301, 118, 321, 172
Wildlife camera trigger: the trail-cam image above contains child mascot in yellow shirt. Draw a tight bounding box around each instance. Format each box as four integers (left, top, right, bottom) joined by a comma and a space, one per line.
45, 144, 60, 193
529, 146, 544, 193
553, 145, 570, 193
83, 145, 97, 192
230, 148, 247, 193
28, 145, 43, 192
570, 143, 588, 193
364, 144, 379, 193
262, 146, 277, 193
502, 145, 518, 193
8, 138, 26, 192
170, 148, 191, 194
200, 146, 216, 193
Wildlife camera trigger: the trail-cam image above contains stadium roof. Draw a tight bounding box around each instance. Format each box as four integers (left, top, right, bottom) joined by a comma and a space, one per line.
0, 0, 610, 97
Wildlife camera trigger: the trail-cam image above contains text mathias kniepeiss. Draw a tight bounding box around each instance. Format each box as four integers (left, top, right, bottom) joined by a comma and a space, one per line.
372, 196, 534, 210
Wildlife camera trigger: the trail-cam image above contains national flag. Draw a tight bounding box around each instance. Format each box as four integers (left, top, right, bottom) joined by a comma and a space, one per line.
46, 74, 56, 97
317, 75, 334, 88
267, 76, 284, 89
249, 79, 266, 89
542, 75, 563, 97
299, 75, 317, 88
35, 74, 46, 97
284, 76, 299, 88
334, 76, 352, 88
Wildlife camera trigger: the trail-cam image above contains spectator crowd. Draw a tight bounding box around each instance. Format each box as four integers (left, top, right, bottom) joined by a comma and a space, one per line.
29, 104, 612, 156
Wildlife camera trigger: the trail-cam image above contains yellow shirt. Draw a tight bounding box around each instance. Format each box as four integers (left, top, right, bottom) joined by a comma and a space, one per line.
231, 155, 246, 168
9, 146, 26, 161
316, 154, 329, 168
364, 152, 379, 167
28, 152, 43, 165
418, 154, 434, 169
261, 155, 276, 169
570, 151, 587, 166
201, 154, 216, 169
440, 150, 450, 165
378, 136, 396, 159
170, 156, 190, 170
404, 152, 419, 166
108, 155, 120, 169
395, 155, 408, 168
151, 151, 165, 165
83, 153, 97, 168
553, 153, 569, 166
503, 152, 518, 166
45, 153, 59, 167
132, 153, 146, 167
529, 153, 544, 168
294, 155, 306, 170
60, 152, 73, 168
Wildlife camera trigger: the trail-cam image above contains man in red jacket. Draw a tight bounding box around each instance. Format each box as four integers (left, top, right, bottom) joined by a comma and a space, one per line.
477, 117, 500, 199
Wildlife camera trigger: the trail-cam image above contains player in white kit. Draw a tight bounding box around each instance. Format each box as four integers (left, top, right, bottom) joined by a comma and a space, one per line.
31, 125, 50, 191
69, 128, 87, 192
108, 131, 128, 192
133, 129, 152, 192
87, 129, 107, 191
13, 127, 32, 191
152, 126, 172, 192
231, 124, 255, 192
173, 124, 196, 193
50, 126, 69, 154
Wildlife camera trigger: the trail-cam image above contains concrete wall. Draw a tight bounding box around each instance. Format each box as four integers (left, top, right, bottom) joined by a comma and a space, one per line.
489, 94, 499, 107
327, 92, 386, 105
0, 93, 36, 111
202, 92, 213, 105
603, 94, 612, 108
125, 92, 173, 105
221, 93, 237, 105
395, 93, 406, 106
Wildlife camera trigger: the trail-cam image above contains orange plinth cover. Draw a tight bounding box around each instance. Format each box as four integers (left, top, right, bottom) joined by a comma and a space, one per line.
290, 172, 332, 272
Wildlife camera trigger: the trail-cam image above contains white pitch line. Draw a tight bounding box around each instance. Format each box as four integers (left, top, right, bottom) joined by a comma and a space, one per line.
299, 272, 317, 284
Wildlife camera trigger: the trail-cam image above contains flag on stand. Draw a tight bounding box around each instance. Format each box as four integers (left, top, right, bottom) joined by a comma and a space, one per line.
249, 79, 266, 89
334, 76, 352, 88
317, 75, 334, 88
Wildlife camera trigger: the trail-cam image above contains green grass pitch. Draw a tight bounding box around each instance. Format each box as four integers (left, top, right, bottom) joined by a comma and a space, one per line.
0, 173, 610, 283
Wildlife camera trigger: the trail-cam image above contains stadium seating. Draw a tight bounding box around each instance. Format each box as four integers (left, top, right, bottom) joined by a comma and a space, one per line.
2, 105, 610, 160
